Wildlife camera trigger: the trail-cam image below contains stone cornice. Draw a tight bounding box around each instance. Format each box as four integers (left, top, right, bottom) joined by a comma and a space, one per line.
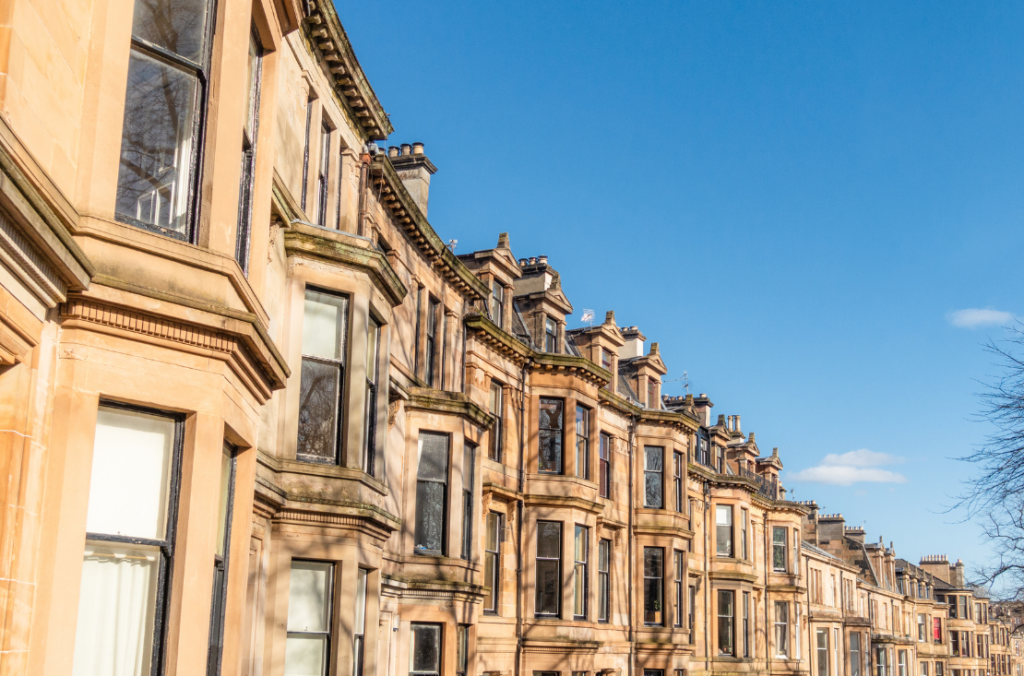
465, 313, 532, 366
283, 221, 407, 306
370, 155, 490, 302
301, 1, 392, 141
530, 352, 611, 388
406, 387, 495, 429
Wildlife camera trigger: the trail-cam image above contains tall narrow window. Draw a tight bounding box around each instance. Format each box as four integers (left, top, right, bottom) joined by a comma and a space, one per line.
425, 297, 439, 387
599, 433, 611, 498
461, 443, 475, 560
718, 590, 735, 656
414, 287, 423, 377
207, 444, 236, 676
775, 601, 789, 657
674, 551, 684, 627
334, 146, 344, 229
410, 624, 442, 676
919, 614, 927, 642
73, 405, 182, 676
743, 592, 751, 657
535, 522, 562, 616
817, 629, 830, 676
353, 569, 367, 676
298, 289, 348, 464
284, 561, 333, 676
741, 508, 749, 560
415, 432, 449, 555
364, 316, 381, 475
538, 398, 564, 474
545, 317, 557, 352
716, 505, 733, 557
644, 446, 664, 508
484, 512, 502, 613
301, 98, 313, 211
922, 664, 929, 676
899, 651, 908, 676
576, 406, 590, 479
491, 282, 504, 327
851, 632, 862, 676
598, 539, 610, 623
114, 0, 213, 240
643, 547, 664, 626
316, 122, 331, 225
235, 27, 263, 273
456, 625, 468, 676
489, 382, 503, 462
574, 526, 589, 619
674, 451, 684, 512
689, 586, 696, 643
934, 618, 942, 643
773, 527, 788, 572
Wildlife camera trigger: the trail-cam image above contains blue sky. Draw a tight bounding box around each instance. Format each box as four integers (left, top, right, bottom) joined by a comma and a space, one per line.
339, 1, 1024, 585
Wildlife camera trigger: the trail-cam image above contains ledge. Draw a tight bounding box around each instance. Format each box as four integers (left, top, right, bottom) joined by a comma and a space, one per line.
406, 387, 495, 429
530, 351, 611, 388
465, 312, 532, 365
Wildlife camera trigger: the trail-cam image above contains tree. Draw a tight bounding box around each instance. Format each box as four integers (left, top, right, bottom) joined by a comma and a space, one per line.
960, 324, 1024, 600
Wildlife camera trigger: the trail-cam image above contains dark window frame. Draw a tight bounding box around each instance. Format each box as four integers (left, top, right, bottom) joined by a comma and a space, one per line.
535, 521, 562, 617
206, 442, 237, 676
718, 589, 735, 656
414, 431, 450, 556
575, 405, 590, 480
425, 297, 440, 388
297, 287, 349, 465
644, 445, 664, 509
643, 546, 664, 627
484, 512, 502, 614
599, 432, 611, 498
364, 315, 381, 477
598, 538, 610, 623
234, 24, 263, 274
410, 623, 443, 676
461, 443, 475, 560
489, 381, 503, 462
538, 397, 565, 475
573, 525, 589, 620
315, 120, 331, 226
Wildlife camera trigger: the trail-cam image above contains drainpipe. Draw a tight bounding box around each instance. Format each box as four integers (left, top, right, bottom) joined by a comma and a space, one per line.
704, 476, 711, 674
357, 150, 371, 237
765, 515, 771, 675
628, 411, 638, 676
514, 358, 532, 676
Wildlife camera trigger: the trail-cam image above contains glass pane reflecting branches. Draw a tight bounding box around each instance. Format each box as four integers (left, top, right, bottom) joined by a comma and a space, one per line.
235, 26, 263, 274
575, 406, 589, 479
644, 446, 663, 508
415, 432, 449, 555
298, 290, 347, 464
207, 444, 236, 676
535, 521, 561, 616
538, 398, 563, 474
116, 0, 214, 240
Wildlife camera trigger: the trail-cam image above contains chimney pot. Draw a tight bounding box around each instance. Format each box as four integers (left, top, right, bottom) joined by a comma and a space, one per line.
412, 141, 424, 155
400, 143, 412, 155
539, 255, 548, 265
388, 146, 399, 158
529, 257, 537, 265
735, 415, 741, 432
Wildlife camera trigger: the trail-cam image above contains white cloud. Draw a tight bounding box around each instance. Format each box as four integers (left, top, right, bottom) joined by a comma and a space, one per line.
947, 308, 1015, 329
789, 447, 907, 486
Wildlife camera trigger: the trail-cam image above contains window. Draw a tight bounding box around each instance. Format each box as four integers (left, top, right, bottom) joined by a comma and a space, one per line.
574, 526, 589, 619
489, 382, 503, 462
456, 625, 468, 676
415, 432, 449, 555
298, 289, 348, 464
644, 671, 664, 676
934, 618, 943, 643
491, 282, 504, 327
207, 444, 236, 676
644, 446, 664, 508
741, 509, 749, 560
301, 98, 313, 211
922, 664, 930, 676
235, 27, 263, 273
715, 445, 724, 473
793, 530, 800, 572
316, 122, 331, 225
538, 398, 564, 474
772, 527, 787, 572
718, 590, 735, 655
919, 614, 927, 642
644, 547, 664, 626
545, 317, 557, 352
817, 629, 829, 676
414, 287, 423, 377
899, 651, 908, 676
599, 433, 611, 498
536, 522, 562, 616
410, 624, 442, 676
461, 443, 475, 560
364, 316, 381, 475
353, 569, 368, 676
576, 406, 590, 479
73, 405, 182, 676
484, 512, 502, 613
601, 348, 612, 371
114, 0, 213, 240
953, 632, 960, 657
284, 561, 334, 676
775, 601, 789, 657
716, 505, 733, 557
425, 297, 440, 387
674, 551, 685, 627
674, 451, 684, 512
936, 664, 944, 676
743, 592, 751, 657
851, 632, 862, 676
688, 586, 696, 642
598, 539, 610, 623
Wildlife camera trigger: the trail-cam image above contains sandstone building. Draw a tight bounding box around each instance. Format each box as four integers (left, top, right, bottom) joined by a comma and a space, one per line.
0, 2, 1019, 676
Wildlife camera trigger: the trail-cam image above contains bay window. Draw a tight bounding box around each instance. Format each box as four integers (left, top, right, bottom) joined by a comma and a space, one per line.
741, 508, 749, 560
425, 297, 439, 387
644, 446, 664, 508
115, 0, 213, 240
284, 561, 334, 676
415, 432, 449, 555
535, 521, 562, 616
298, 289, 348, 464
538, 398, 564, 474
851, 632, 862, 676
743, 592, 751, 657
643, 547, 664, 626
72, 405, 182, 676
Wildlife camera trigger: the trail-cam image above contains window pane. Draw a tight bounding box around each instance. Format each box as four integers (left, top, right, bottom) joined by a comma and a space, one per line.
366, 318, 380, 380
215, 445, 232, 557
536, 560, 560, 614
131, 0, 210, 63
87, 407, 175, 540
287, 562, 332, 633
72, 543, 161, 676
116, 51, 199, 238
417, 433, 449, 481
537, 522, 561, 558
645, 446, 663, 508
538, 399, 563, 473
297, 358, 340, 463
414, 481, 445, 552
302, 291, 347, 360
284, 636, 327, 676
411, 624, 441, 674
354, 569, 367, 635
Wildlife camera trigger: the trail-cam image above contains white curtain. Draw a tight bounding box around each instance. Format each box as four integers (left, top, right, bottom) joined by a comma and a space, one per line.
72, 544, 159, 676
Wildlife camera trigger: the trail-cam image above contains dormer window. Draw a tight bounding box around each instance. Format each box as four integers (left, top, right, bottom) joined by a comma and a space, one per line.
491, 282, 504, 328
545, 317, 557, 353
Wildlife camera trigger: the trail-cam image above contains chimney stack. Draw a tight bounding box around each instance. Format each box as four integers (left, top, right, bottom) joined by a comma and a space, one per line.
390, 142, 438, 217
